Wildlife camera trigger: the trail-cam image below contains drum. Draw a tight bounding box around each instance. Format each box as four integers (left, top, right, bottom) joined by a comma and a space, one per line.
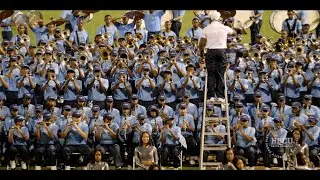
269, 10, 297, 34
161, 10, 173, 29
0, 10, 14, 21
11, 11, 28, 26
126, 10, 146, 29
26, 10, 43, 25
303, 10, 320, 31
233, 10, 255, 29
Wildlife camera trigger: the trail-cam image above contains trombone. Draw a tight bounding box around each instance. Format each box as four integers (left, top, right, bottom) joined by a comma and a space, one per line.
294, 45, 304, 56
249, 49, 261, 61
19, 35, 30, 45
61, 29, 70, 39
157, 57, 169, 69
100, 49, 110, 60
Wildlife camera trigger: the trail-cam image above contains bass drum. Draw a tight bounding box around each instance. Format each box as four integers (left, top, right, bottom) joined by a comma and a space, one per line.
233, 10, 255, 29
161, 10, 173, 29
26, 10, 43, 25
11, 11, 28, 26
126, 10, 146, 29
269, 10, 297, 34
303, 10, 320, 31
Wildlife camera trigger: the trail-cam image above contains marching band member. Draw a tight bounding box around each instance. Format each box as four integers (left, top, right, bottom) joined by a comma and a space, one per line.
34, 112, 59, 170
61, 110, 91, 170
302, 115, 320, 167
3, 56, 20, 106
130, 94, 147, 118
309, 66, 320, 106
300, 94, 320, 117
193, 10, 211, 29
232, 114, 257, 170
67, 18, 89, 50
281, 10, 302, 38
132, 19, 148, 45
110, 72, 132, 109
161, 21, 177, 40
40, 21, 56, 43
146, 105, 163, 148
96, 15, 118, 47
170, 10, 185, 37
95, 113, 123, 169
180, 63, 201, 107
7, 116, 29, 170
17, 93, 35, 120
142, 10, 165, 40
160, 116, 182, 170
156, 94, 174, 120
1, 17, 13, 41
135, 64, 156, 108
285, 102, 308, 132
157, 68, 180, 108
112, 15, 135, 38
249, 10, 264, 45
270, 94, 292, 124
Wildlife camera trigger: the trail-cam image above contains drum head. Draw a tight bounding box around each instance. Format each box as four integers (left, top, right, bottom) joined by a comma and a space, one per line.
161, 10, 173, 29
127, 11, 146, 29
27, 10, 43, 24
233, 10, 255, 29
304, 10, 320, 31
270, 10, 297, 34
12, 11, 28, 26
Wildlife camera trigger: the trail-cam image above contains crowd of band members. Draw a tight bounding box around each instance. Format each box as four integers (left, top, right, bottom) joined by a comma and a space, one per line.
0, 10, 319, 170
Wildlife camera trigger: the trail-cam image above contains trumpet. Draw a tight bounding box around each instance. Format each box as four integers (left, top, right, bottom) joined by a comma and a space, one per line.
249, 49, 261, 61
87, 43, 95, 50
19, 35, 30, 45
308, 50, 319, 62
184, 57, 193, 65
285, 37, 296, 48
274, 42, 284, 52
157, 57, 169, 68
102, 32, 110, 41
284, 54, 296, 64
127, 41, 135, 48
100, 49, 110, 60
78, 52, 89, 61
61, 29, 70, 39
183, 36, 191, 44
294, 45, 304, 55
17, 54, 24, 62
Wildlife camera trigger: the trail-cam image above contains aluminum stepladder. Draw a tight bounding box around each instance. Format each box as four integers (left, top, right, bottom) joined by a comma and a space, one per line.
199, 71, 231, 170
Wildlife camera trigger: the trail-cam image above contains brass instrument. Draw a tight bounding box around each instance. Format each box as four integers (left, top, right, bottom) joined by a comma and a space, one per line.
285, 37, 296, 48
296, 38, 307, 46
184, 57, 193, 65
157, 57, 169, 69
183, 36, 191, 44
17, 54, 24, 62
260, 37, 274, 51
127, 41, 135, 48
46, 41, 56, 52
249, 49, 261, 61
19, 35, 30, 45
102, 32, 110, 41
61, 29, 70, 39
87, 43, 95, 50
308, 50, 320, 62
274, 42, 285, 52
305, 105, 310, 116
100, 49, 110, 60
78, 52, 89, 61
294, 45, 304, 56
284, 53, 296, 64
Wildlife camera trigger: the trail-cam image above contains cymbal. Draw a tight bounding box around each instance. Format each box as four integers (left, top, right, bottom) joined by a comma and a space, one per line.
0, 10, 14, 21
82, 10, 100, 14
218, 10, 236, 20
125, 11, 145, 19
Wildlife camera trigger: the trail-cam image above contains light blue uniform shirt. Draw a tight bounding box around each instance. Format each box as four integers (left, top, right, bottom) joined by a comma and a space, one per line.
12, 127, 29, 146
111, 81, 132, 101
131, 105, 147, 117
235, 127, 256, 148
85, 78, 109, 101
175, 103, 198, 120
230, 79, 248, 101
41, 79, 60, 101
40, 33, 55, 43
38, 124, 58, 145
161, 125, 181, 145
174, 114, 194, 136
205, 124, 226, 144
17, 104, 35, 118
69, 29, 89, 47
1, 17, 12, 31
179, 76, 201, 99
96, 123, 119, 145
144, 10, 165, 32
28, 117, 43, 134
156, 76, 180, 103
303, 126, 320, 147
147, 117, 163, 135
96, 24, 118, 46
114, 22, 135, 38
171, 10, 185, 22
282, 74, 303, 98
256, 116, 275, 136
0, 75, 9, 99
310, 78, 320, 98
300, 105, 320, 117
281, 18, 302, 35
270, 104, 292, 123
16, 75, 36, 98
132, 122, 152, 143
186, 27, 204, 42
266, 128, 287, 147
99, 108, 121, 125
285, 114, 308, 130
160, 31, 177, 39
198, 14, 210, 28
0, 106, 10, 117
115, 115, 137, 128
65, 121, 88, 145
56, 116, 72, 131
132, 28, 148, 44
158, 105, 174, 118
62, 79, 82, 101
255, 81, 273, 103
135, 77, 156, 101
3, 68, 20, 92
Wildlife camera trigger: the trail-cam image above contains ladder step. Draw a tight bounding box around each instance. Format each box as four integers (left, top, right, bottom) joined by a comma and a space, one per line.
204, 132, 229, 136
204, 144, 228, 146
201, 162, 222, 166
203, 146, 227, 151
206, 100, 227, 105
205, 117, 229, 122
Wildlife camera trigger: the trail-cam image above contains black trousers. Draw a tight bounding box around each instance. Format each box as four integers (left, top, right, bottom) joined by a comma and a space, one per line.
96, 144, 123, 167
316, 23, 320, 38
203, 150, 224, 162
235, 146, 256, 167
35, 144, 57, 166
184, 135, 198, 156
160, 144, 180, 168
312, 97, 320, 107
5, 91, 18, 107
309, 146, 319, 167
205, 49, 227, 99
8, 145, 29, 162
250, 20, 262, 45
2, 31, 13, 41
139, 100, 156, 110
171, 21, 182, 37
62, 144, 92, 166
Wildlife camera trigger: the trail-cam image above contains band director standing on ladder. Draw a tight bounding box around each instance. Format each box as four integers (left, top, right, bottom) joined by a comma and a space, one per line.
199, 11, 236, 102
